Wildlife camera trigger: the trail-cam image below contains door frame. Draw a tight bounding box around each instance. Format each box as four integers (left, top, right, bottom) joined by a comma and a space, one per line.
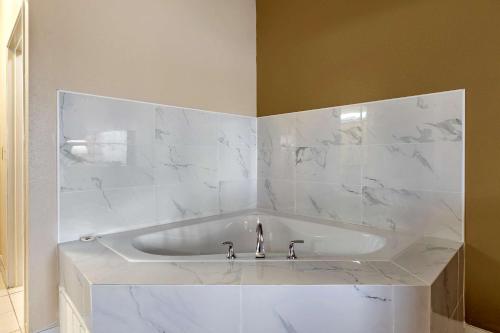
4, 3, 28, 331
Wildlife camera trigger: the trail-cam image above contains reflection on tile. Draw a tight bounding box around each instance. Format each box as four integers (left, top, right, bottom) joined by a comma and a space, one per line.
295, 106, 364, 146
92, 285, 240, 333
257, 90, 464, 242
295, 182, 362, 223
60, 92, 155, 148
60, 146, 154, 191
242, 285, 393, 333
59, 92, 258, 241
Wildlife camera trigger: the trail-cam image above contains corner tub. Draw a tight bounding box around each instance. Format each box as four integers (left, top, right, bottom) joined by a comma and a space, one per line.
98, 211, 402, 262
59, 211, 464, 333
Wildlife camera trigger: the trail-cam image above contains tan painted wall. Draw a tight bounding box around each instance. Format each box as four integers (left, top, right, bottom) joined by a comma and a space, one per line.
28, 0, 255, 331
0, 0, 23, 277
256, 0, 500, 331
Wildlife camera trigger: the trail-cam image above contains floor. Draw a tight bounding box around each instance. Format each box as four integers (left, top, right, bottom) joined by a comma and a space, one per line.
0, 274, 23, 333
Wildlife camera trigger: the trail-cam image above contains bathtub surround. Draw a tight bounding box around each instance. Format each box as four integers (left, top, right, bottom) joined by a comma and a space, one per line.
58, 90, 464, 332
257, 90, 464, 242
59, 91, 257, 242
59, 221, 463, 333
59, 90, 464, 244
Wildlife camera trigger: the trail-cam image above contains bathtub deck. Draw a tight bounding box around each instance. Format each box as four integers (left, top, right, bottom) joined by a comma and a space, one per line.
59, 235, 463, 333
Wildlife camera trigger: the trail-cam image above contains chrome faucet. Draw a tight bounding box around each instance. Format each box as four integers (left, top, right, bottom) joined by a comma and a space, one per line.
221, 241, 236, 259
287, 240, 304, 260
255, 218, 265, 258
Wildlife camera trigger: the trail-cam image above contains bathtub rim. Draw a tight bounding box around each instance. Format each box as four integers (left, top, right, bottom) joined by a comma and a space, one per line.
96, 209, 419, 263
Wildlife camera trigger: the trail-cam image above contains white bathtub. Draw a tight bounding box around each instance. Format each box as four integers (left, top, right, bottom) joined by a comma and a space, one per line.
98, 210, 413, 262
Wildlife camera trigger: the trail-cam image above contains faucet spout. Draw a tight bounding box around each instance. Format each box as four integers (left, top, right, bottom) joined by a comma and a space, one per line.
255, 218, 265, 258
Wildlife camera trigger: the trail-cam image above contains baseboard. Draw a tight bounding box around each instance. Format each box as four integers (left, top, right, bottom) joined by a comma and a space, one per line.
465, 324, 493, 333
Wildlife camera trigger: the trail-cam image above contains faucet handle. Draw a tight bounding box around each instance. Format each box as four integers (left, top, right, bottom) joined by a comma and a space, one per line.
287, 240, 304, 260
221, 241, 236, 259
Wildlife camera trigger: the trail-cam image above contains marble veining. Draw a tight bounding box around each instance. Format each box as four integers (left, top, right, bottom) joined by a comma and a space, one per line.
257, 90, 464, 242
59, 91, 257, 242
59, 222, 462, 333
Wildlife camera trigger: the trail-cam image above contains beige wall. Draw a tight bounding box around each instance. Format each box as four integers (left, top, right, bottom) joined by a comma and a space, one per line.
0, 0, 23, 276
256, 0, 500, 331
28, 0, 255, 331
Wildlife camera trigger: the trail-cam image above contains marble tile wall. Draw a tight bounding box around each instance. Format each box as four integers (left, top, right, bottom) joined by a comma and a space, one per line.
91, 284, 432, 333
59, 92, 257, 242
59, 90, 464, 243
257, 90, 465, 241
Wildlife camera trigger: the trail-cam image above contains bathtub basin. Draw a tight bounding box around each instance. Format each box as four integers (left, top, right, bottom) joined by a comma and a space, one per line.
98, 210, 412, 262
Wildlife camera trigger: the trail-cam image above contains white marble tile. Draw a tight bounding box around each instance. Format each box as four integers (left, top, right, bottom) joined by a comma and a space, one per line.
241, 261, 398, 285
295, 145, 362, 185
60, 144, 154, 191
363, 90, 464, 144
242, 285, 393, 333
156, 182, 219, 222
92, 285, 240, 333
363, 142, 463, 193
219, 179, 257, 213
59, 250, 92, 328
394, 286, 431, 333
60, 92, 155, 148
295, 106, 364, 146
60, 92, 260, 242
59, 186, 156, 242
257, 114, 296, 150
154, 144, 217, 185
217, 115, 256, 149
60, 92, 156, 192
393, 237, 461, 284
257, 179, 294, 213
295, 182, 362, 223
155, 105, 219, 146
218, 144, 257, 181
368, 262, 425, 285
258, 147, 295, 180
362, 181, 462, 240
432, 252, 459, 319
